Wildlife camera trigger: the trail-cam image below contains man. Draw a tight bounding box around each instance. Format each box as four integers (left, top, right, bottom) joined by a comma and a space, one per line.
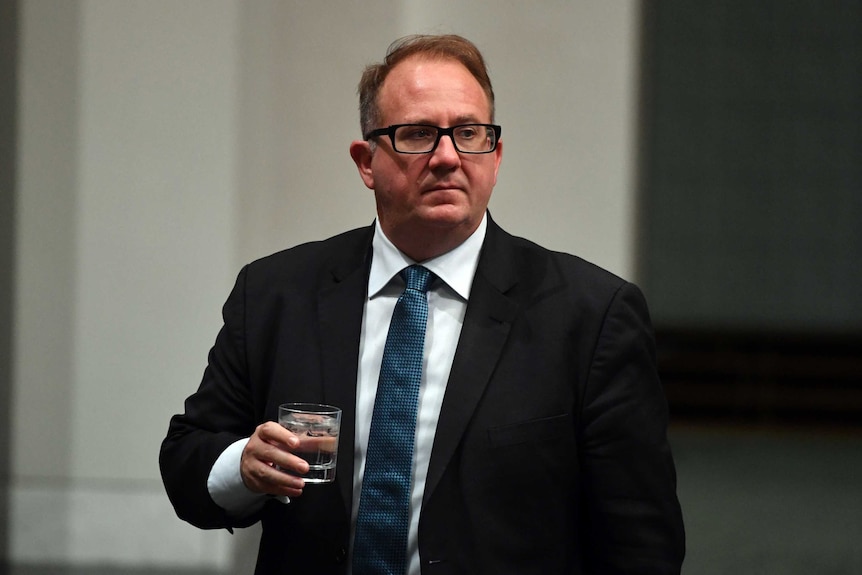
160, 34, 685, 574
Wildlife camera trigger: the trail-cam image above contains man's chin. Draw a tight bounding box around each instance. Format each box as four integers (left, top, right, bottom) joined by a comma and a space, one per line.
417, 205, 474, 228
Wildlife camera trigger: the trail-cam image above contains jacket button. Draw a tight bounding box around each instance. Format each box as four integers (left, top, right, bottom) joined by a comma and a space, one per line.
335, 547, 347, 563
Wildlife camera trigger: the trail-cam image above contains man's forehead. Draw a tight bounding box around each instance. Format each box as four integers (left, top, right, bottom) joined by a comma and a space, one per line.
377, 56, 492, 121
384, 56, 469, 87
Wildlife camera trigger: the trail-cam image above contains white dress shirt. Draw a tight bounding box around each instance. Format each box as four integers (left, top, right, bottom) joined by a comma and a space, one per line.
208, 215, 486, 575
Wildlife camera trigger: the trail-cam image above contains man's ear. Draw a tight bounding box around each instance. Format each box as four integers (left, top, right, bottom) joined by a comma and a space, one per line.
349, 140, 375, 190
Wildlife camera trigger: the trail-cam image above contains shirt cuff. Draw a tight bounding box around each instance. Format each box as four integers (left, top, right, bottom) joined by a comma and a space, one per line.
207, 437, 271, 516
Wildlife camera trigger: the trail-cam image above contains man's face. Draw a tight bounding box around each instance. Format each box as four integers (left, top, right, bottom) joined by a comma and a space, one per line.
351, 56, 503, 260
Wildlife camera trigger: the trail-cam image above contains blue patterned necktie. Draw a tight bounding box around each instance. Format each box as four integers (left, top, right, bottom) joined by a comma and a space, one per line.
353, 265, 433, 575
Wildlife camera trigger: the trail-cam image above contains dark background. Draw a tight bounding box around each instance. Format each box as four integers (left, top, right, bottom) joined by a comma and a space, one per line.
1, 0, 20, 568
638, 1, 862, 428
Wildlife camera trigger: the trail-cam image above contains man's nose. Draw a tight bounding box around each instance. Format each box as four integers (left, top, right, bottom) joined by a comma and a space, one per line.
429, 133, 461, 167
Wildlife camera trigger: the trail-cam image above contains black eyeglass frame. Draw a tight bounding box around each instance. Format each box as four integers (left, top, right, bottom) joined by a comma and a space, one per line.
364, 123, 502, 154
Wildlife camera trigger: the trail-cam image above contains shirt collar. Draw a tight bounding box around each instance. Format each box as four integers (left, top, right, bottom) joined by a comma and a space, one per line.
368, 213, 487, 301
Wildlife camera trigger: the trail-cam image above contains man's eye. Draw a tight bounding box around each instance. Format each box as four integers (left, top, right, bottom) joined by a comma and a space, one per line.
404, 128, 434, 140
456, 127, 478, 139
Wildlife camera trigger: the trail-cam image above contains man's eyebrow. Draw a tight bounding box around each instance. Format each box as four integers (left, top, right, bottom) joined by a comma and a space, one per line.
402, 115, 485, 126
450, 115, 484, 125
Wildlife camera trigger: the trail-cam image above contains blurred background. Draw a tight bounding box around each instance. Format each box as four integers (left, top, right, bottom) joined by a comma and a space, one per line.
1, 1, 860, 574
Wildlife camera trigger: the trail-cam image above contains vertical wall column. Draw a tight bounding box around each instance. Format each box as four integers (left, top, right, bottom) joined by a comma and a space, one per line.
12, 0, 241, 568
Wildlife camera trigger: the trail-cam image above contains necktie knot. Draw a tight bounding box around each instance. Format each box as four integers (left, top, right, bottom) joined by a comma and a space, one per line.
401, 265, 432, 294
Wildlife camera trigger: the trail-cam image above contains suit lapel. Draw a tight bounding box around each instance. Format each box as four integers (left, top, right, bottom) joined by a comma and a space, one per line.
424, 219, 520, 501
316, 227, 374, 514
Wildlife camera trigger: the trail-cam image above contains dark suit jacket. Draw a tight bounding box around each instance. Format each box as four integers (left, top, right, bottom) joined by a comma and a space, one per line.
160, 216, 685, 574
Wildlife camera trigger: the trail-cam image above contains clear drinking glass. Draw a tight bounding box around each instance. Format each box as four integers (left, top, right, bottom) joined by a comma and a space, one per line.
278, 403, 341, 483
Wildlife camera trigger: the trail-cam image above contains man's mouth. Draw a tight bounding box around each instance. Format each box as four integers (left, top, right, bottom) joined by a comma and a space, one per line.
424, 183, 462, 193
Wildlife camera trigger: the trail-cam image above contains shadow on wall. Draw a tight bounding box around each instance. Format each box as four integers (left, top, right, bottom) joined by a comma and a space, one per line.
0, 0, 21, 566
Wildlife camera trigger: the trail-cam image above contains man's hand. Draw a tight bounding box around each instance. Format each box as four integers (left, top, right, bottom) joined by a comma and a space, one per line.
240, 421, 309, 498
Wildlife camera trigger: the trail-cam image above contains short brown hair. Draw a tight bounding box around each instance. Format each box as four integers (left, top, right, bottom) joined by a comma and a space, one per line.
357, 34, 495, 137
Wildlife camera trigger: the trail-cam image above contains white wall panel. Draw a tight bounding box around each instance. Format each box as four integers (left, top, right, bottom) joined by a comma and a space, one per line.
12, 0, 639, 568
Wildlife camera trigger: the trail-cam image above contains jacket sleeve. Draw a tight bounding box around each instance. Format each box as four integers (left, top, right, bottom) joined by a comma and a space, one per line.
159, 265, 262, 530
577, 281, 686, 574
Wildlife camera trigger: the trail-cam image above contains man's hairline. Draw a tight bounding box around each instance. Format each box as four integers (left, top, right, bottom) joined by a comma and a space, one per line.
364, 53, 495, 140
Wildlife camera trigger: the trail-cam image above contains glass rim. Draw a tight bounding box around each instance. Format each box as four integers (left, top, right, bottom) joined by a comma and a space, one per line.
278, 402, 341, 414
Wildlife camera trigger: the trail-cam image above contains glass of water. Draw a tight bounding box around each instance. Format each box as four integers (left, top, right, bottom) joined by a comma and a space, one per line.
278, 403, 341, 483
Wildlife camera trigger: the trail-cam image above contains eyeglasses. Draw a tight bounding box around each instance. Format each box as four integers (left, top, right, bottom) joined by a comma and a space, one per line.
364, 123, 502, 154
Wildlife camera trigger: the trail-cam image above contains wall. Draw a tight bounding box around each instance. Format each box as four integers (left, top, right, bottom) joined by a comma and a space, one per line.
9, 0, 641, 569
12, 0, 240, 568
0, 0, 20, 565
639, 1, 862, 332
